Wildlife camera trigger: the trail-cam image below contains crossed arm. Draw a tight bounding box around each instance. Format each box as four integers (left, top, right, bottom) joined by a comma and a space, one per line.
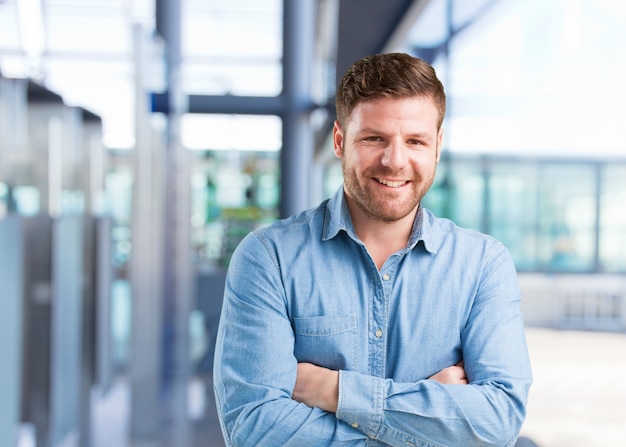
293, 361, 468, 413
215, 235, 532, 447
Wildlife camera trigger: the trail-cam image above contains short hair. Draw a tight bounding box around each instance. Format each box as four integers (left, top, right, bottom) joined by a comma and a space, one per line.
335, 52, 446, 129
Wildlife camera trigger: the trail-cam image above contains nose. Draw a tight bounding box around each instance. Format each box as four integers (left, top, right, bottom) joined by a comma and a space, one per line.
381, 139, 408, 169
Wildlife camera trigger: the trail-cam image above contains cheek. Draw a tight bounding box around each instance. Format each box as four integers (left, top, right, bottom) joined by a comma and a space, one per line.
348, 148, 378, 168
408, 156, 437, 177
341, 149, 359, 169
413, 151, 438, 166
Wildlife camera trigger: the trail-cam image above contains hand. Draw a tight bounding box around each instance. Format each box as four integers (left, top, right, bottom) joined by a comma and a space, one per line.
428, 361, 468, 384
292, 362, 339, 413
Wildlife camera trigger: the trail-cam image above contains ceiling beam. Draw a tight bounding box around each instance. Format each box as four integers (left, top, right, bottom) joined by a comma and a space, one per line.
335, 0, 430, 85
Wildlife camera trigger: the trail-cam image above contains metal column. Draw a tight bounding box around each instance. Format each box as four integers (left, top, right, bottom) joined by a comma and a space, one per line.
158, 0, 194, 444
280, 0, 317, 217
129, 24, 164, 439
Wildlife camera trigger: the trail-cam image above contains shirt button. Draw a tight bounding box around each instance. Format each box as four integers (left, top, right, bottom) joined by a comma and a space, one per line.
351, 422, 359, 429
382, 273, 391, 281
375, 328, 383, 338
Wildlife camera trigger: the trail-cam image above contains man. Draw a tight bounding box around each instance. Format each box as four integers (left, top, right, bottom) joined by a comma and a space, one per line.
213, 52, 532, 446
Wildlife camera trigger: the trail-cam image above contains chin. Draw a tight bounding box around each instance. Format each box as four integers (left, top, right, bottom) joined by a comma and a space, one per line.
371, 205, 418, 222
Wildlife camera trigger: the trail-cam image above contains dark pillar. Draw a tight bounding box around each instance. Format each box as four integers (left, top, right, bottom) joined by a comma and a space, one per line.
280, 0, 316, 218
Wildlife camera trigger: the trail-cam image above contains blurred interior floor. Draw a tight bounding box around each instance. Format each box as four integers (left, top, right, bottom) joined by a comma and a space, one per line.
89, 327, 626, 447
91, 374, 225, 447
520, 327, 626, 447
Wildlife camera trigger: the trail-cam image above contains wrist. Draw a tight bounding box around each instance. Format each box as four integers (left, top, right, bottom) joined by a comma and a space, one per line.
324, 369, 339, 413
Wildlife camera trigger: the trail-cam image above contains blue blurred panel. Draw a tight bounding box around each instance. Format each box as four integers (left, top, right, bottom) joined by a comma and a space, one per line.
0, 217, 24, 446
49, 215, 84, 445
95, 216, 115, 394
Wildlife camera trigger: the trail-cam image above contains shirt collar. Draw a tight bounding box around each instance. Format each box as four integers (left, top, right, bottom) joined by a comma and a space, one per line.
322, 186, 439, 254
322, 186, 356, 242
409, 206, 439, 254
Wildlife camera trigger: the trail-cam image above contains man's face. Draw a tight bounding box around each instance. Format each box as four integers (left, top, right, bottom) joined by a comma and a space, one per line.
333, 95, 443, 223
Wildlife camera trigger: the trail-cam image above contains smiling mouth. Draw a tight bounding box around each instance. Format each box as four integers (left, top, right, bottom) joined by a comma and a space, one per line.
376, 178, 408, 188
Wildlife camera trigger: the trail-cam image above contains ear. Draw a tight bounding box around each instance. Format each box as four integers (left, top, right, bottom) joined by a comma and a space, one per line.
333, 121, 344, 158
435, 127, 444, 163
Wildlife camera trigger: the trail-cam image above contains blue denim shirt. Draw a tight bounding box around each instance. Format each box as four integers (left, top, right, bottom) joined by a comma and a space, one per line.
214, 187, 532, 447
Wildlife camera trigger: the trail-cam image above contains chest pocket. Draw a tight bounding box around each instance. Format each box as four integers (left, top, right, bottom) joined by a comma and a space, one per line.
293, 314, 357, 371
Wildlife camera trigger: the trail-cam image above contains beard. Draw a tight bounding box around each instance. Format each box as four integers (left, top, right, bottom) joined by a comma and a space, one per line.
342, 158, 436, 223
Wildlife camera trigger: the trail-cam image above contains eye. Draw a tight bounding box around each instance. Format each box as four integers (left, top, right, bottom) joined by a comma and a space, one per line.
363, 135, 383, 142
407, 138, 424, 146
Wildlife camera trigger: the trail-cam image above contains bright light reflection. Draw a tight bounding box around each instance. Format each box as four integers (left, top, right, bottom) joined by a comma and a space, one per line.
181, 114, 282, 151
16, 0, 45, 57
408, 0, 626, 158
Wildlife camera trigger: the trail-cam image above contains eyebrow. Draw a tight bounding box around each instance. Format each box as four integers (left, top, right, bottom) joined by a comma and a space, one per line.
355, 128, 436, 140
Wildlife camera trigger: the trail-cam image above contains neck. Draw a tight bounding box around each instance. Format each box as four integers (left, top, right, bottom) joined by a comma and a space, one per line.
348, 203, 418, 270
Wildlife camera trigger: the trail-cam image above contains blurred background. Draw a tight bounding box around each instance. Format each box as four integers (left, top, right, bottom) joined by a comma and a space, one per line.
1, 0, 625, 446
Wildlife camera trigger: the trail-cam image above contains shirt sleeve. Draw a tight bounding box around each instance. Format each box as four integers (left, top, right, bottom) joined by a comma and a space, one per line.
336, 242, 533, 447
213, 233, 367, 447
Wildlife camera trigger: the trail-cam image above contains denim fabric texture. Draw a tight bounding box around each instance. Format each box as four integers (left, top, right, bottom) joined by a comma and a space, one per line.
213, 186, 532, 447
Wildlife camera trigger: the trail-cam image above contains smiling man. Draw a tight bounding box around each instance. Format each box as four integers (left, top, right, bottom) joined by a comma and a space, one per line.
213, 53, 532, 447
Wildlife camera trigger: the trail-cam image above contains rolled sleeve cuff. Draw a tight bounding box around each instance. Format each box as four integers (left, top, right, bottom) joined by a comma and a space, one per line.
336, 370, 384, 438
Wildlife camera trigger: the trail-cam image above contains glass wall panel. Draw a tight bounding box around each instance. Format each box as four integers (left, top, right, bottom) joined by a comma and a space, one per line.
447, 159, 484, 231
420, 156, 625, 274
190, 150, 279, 269
488, 161, 539, 271
323, 162, 343, 200
422, 159, 449, 218
0, 182, 7, 218
105, 165, 133, 270
536, 163, 597, 272
599, 163, 626, 272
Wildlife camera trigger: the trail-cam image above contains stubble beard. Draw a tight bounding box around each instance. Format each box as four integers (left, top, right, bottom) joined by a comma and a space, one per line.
342, 158, 436, 223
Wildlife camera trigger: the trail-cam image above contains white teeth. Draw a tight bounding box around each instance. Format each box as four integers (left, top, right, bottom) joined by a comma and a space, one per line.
377, 179, 407, 188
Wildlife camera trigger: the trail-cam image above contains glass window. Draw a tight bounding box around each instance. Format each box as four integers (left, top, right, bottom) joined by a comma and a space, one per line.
322, 161, 343, 200
487, 161, 539, 271
182, 0, 282, 97
404, 0, 626, 159
0, 182, 7, 218
190, 150, 279, 268
599, 163, 626, 272
536, 163, 597, 272
423, 157, 612, 274
447, 159, 485, 231
105, 165, 134, 269
422, 158, 450, 218
10, 186, 40, 216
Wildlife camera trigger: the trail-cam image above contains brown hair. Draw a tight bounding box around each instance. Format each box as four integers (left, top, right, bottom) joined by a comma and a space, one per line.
335, 52, 446, 129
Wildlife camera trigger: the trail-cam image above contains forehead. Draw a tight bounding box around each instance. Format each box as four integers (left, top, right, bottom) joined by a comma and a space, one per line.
346, 95, 440, 133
